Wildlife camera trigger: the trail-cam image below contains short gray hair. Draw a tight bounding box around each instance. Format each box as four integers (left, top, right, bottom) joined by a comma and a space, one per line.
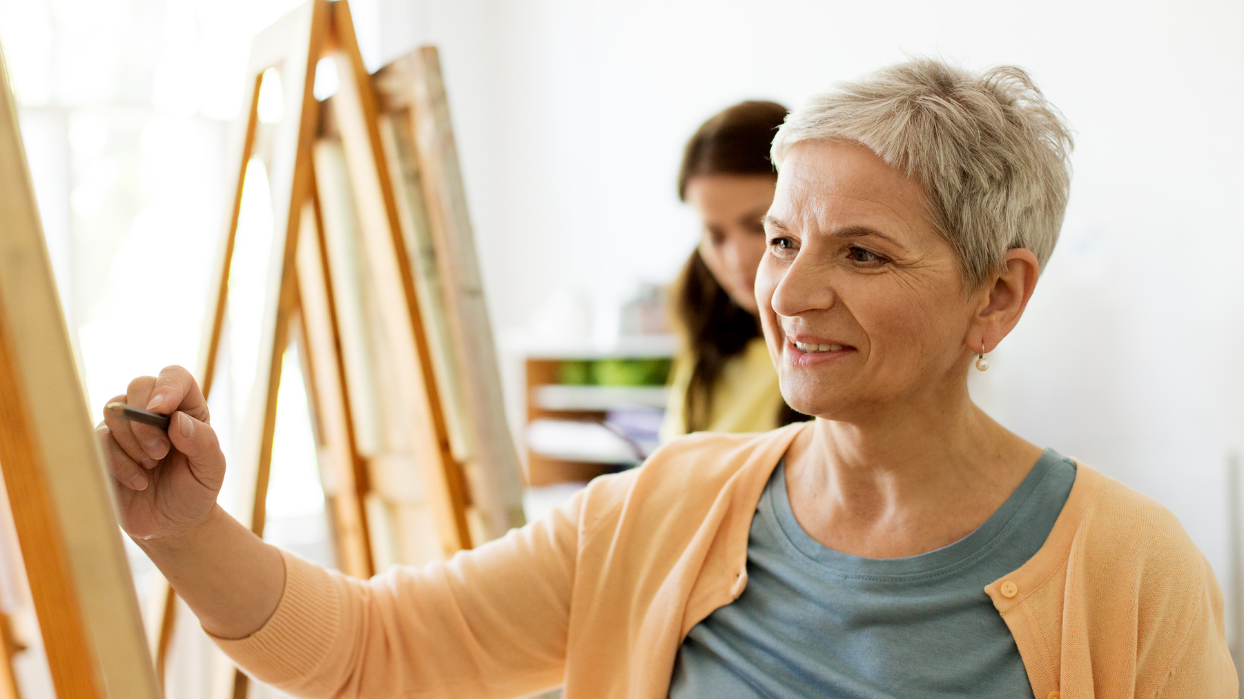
771, 57, 1073, 287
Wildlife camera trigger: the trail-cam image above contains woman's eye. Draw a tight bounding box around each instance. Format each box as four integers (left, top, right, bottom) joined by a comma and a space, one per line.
848, 246, 884, 264
769, 237, 795, 250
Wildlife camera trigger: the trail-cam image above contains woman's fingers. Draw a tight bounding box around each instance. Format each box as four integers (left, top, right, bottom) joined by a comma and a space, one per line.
166, 412, 226, 492
129, 365, 209, 461
97, 425, 149, 490
147, 365, 209, 422
126, 376, 170, 461
102, 393, 157, 469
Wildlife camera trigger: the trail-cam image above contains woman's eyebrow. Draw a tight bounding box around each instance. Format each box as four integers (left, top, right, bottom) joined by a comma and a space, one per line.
761, 215, 787, 231
762, 217, 903, 248
831, 225, 902, 247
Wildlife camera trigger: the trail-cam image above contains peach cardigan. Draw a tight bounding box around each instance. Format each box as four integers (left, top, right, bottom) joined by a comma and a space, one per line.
215, 423, 1237, 698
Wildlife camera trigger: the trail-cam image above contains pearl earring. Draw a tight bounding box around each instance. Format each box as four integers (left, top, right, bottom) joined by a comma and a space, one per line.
975, 342, 989, 372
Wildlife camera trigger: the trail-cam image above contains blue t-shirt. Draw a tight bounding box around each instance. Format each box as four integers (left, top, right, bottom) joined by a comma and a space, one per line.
669, 450, 1077, 698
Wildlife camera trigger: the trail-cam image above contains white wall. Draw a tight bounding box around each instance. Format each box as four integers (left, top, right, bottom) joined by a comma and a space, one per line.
363, 0, 1244, 587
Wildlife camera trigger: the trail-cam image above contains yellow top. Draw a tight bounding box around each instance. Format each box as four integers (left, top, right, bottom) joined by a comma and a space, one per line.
659, 337, 785, 443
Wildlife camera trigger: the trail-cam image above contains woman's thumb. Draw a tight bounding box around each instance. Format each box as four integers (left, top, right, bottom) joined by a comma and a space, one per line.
167, 411, 225, 489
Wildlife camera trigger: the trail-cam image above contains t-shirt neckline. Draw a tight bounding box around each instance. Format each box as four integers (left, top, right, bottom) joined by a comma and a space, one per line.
763, 448, 1072, 580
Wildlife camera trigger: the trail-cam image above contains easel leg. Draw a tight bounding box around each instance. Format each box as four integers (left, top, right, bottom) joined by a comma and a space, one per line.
295, 179, 376, 579
0, 48, 161, 694
0, 613, 20, 699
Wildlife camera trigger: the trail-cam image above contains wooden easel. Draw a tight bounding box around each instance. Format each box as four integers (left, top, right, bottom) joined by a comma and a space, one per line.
0, 613, 18, 699
0, 472, 29, 699
152, 1, 526, 694
0, 40, 161, 699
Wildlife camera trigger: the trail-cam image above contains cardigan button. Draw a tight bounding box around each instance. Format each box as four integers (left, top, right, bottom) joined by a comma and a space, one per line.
1047, 691, 1059, 699
1001, 581, 1019, 598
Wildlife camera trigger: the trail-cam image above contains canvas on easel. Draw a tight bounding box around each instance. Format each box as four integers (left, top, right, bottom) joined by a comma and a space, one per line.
374, 46, 527, 542
309, 41, 527, 568
0, 40, 162, 699
313, 0, 474, 563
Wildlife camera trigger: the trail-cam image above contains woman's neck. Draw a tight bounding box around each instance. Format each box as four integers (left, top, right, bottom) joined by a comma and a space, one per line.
784, 388, 1044, 559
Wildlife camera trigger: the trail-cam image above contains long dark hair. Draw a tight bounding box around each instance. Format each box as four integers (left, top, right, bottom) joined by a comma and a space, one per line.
673, 100, 806, 432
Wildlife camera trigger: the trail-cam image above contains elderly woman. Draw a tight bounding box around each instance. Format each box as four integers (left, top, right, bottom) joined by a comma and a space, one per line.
101, 58, 1234, 698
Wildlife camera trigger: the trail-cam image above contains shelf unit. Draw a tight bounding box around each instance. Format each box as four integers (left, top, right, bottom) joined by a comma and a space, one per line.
521, 337, 675, 486
532, 385, 668, 411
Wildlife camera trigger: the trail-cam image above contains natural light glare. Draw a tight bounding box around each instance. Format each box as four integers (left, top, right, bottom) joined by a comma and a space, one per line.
66, 112, 107, 155
257, 67, 284, 124
227, 156, 275, 423
77, 116, 219, 412
312, 56, 340, 101
0, 1, 52, 105
150, 3, 204, 117
53, 18, 124, 106
266, 347, 326, 519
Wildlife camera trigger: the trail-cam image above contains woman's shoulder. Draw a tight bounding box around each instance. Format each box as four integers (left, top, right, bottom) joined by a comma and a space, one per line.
1071, 465, 1218, 608
1083, 470, 1205, 565
1058, 465, 1229, 690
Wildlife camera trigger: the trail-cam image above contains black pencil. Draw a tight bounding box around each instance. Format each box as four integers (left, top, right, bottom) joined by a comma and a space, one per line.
105, 402, 171, 431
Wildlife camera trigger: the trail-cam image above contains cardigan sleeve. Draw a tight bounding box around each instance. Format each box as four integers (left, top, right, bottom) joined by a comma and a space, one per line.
1152, 554, 1237, 699
210, 487, 587, 699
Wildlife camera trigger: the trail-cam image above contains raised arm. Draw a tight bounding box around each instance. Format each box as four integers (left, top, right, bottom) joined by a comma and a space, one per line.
100, 365, 581, 697
98, 365, 285, 639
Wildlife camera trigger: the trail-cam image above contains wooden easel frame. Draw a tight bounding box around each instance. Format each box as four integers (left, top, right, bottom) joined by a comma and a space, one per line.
153, 1, 526, 694
0, 474, 27, 699
0, 41, 161, 699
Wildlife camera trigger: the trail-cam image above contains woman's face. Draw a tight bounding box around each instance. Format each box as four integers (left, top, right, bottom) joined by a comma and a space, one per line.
757, 141, 982, 419
685, 174, 776, 315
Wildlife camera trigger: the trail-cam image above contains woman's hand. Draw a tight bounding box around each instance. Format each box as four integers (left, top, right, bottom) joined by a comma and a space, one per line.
97, 365, 225, 540
96, 365, 284, 640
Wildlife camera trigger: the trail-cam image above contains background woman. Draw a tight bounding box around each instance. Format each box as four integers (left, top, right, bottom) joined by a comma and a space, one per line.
661, 101, 807, 442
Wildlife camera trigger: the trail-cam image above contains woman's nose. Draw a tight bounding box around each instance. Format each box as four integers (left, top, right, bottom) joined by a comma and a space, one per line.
771, 255, 835, 317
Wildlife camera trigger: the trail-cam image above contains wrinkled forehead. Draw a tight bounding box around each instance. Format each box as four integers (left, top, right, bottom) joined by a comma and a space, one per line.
770, 141, 930, 239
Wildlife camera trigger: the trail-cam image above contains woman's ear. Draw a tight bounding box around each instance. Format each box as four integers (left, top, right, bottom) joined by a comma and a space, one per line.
969, 248, 1040, 353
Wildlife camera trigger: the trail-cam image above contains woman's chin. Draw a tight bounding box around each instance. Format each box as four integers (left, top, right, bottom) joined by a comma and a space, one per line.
779, 373, 883, 420
778, 389, 837, 421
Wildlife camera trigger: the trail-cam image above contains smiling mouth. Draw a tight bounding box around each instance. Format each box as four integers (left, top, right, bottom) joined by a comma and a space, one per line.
784, 337, 856, 366
791, 340, 847, 353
